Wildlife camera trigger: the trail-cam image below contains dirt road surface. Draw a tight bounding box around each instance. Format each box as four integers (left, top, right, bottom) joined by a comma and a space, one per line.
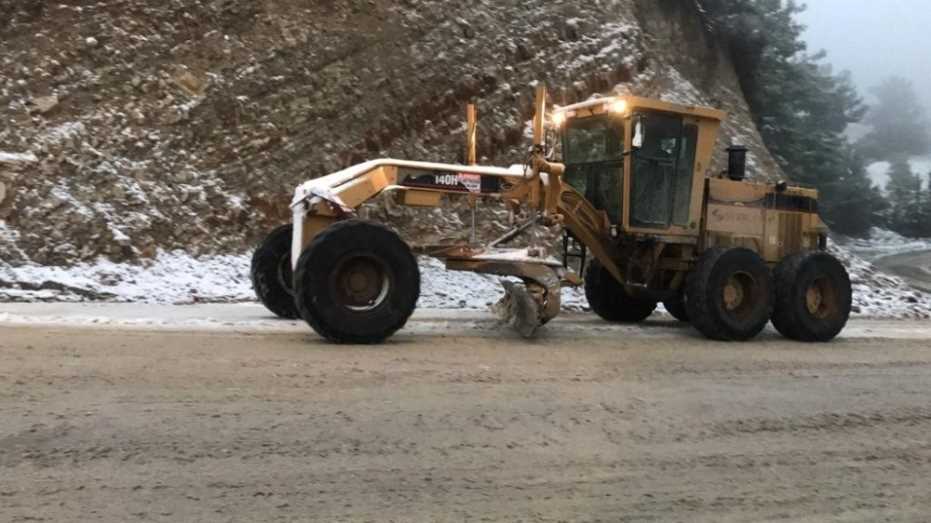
3, 312, 931, 522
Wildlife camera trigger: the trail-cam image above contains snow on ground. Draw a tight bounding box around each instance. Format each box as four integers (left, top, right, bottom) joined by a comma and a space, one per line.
418, 256, 588, 311
0, 151, 38, 163
832, 228, 931, 319
0, 251, 589, 311
0, 250, 252, 304
1, 233, 929, 320
657, 66, 706, 106
829, 242, 931, 319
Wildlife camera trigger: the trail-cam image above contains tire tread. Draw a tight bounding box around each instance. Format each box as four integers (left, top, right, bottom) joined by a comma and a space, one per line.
686, 247, 773, 341
772, 251, 851, 342
251, 224, 299, 319
584, 259, 656, 323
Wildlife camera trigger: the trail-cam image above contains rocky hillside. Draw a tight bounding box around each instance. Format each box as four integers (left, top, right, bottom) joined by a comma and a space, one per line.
0, 0, 779, 267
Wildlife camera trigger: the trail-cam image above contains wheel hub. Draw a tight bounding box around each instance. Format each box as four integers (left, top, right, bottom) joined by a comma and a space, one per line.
805, 276, 836, 319
334, 256, 390, 311
723, 275, 747, 311
806, 285, 823, 314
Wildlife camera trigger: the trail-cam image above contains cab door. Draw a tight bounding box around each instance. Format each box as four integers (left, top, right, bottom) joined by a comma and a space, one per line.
628, 112, 699, 230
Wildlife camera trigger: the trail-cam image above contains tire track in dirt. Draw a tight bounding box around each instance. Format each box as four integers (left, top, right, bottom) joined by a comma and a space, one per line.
3, 327, 931, 521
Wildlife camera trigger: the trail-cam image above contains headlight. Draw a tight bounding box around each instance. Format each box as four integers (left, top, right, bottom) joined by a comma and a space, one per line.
609, 100, 627, 114
552, 111, 566, 127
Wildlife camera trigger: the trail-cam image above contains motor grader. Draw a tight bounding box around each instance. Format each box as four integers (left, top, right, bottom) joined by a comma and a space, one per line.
252, 87, 852, 344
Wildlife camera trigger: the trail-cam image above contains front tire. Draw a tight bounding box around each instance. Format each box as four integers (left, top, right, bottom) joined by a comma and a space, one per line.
686, 248, 773, 341
251, 224, 299, 319
585, 259, 657, 323
294, 220, 420, 344
771, 251, 851, 342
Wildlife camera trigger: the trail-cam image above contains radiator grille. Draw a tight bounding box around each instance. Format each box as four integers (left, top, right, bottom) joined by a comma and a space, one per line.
779, 213, 803, 256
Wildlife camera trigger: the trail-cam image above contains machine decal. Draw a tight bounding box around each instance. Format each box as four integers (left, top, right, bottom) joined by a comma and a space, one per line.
707, 204, 765, 236
401, 171, 501, 194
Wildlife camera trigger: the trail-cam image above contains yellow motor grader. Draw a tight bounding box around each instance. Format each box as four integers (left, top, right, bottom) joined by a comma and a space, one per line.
252, 87, 851, 344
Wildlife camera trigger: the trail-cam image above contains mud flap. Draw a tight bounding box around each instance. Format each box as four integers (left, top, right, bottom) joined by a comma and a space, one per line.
493, 281, 543, 338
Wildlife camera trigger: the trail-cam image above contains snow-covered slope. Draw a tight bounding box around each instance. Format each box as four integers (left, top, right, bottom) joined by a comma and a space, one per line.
829, 242, 931, 319
2, 242, 928, 320
0, 0, 777, 268
4, 2, 926, 321
0, 251, 587, 310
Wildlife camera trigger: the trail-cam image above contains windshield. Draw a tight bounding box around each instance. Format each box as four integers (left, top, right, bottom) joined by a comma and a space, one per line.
629, 112, 698, 228
561, 115, 625, 223
563, 114, 624, 164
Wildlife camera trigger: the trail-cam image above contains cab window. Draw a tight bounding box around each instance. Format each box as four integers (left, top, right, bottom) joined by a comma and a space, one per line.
630, 113, 698, 228
562, 115, 625, 223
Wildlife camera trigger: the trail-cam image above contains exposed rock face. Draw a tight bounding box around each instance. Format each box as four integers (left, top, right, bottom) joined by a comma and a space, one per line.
0, 0, 778, 266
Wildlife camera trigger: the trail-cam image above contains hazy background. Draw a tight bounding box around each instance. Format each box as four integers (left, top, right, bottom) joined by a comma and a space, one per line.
800, 0, 931, 112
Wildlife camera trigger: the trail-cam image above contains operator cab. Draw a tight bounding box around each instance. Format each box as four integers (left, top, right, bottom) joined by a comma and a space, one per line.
554, 96, 724, 236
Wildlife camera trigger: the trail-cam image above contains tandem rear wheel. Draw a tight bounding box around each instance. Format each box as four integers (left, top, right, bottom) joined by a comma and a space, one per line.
771, 251, 851, 342
686, 248, 773, 342
683, 248, 850, 342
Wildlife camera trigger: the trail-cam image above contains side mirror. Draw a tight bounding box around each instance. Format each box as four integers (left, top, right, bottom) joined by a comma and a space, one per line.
632, 117, 645, 150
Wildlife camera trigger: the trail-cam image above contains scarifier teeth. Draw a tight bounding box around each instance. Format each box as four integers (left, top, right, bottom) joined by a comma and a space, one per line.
493, 281, 542, 338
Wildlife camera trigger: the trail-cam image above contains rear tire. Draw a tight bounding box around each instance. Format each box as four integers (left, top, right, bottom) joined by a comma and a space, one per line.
772, 251, 851, 342
686, 248, 773, 341
251, 224, 299, 319
585, 259, 656, 323
294, 220, 420, 344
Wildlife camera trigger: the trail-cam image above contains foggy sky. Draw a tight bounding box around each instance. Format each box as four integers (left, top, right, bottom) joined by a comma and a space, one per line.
799, 0, 931, 113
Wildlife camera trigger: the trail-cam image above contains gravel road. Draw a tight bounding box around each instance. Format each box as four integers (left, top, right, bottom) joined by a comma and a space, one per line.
3, 319, 931, 522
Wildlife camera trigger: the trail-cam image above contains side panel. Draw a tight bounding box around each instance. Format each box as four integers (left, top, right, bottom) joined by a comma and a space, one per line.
705, 203, 765, 252
705, 178, 825, 263
703, 178, 767, 252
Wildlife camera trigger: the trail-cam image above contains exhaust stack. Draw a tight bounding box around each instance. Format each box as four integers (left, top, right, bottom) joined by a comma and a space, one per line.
727, 146, 748, 181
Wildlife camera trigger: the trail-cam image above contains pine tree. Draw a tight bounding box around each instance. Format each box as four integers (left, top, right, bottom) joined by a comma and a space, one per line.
699, 0, 876, 236
857, 77, 931, 161
885, 159, 924, 237
818, 147, 887, 237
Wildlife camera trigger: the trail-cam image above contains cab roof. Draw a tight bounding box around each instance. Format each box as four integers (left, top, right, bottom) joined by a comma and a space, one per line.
555, 95, 726, 122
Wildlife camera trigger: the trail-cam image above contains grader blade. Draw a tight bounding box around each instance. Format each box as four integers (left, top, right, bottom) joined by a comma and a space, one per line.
494, 281, 542, 338
444, 249, 565, 339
